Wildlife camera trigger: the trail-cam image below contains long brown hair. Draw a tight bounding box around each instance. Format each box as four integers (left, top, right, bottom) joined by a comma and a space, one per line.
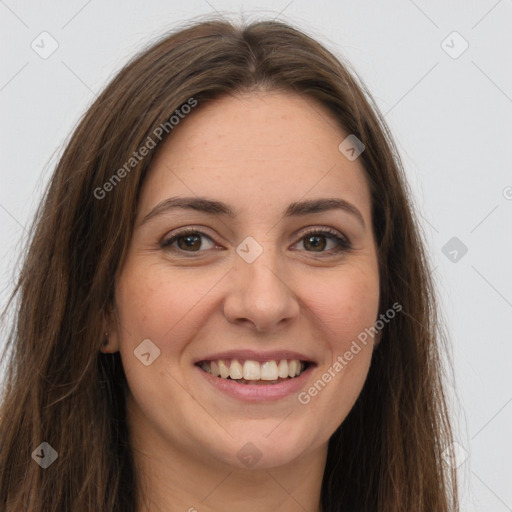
0, 17, 458, 511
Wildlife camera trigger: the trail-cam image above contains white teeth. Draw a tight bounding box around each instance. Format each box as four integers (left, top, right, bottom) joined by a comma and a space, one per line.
288, 360, 299, 377
243, 360, 261, 380
277, 359, 289, 378
200, 358, 308, 381
218, 359, 230, 378
229, 359, 243, 380
260, 361, 278, 380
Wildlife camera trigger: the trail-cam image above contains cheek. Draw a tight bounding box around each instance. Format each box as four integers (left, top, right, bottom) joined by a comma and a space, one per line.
298, 265, 379, 419
115, 261, 212, 342
304, 264, 380, 345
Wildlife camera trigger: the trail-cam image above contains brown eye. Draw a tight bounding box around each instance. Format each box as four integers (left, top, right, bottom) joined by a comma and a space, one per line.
161, 230, 216, 252
303, 234, 328, 251
176, 234, 202, 251
295, 229, 351, 254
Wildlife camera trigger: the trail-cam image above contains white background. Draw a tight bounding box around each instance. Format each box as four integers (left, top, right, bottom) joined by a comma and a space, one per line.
1, 1, 511, 510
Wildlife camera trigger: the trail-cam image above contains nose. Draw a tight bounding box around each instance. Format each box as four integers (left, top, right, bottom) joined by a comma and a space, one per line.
222, 246, 300, 332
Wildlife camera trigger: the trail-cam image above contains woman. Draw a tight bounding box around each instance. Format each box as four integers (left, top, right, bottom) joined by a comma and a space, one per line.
0, 17, 458, 511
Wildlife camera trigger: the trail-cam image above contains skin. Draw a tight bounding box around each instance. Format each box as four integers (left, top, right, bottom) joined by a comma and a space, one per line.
105, 91, 381, 512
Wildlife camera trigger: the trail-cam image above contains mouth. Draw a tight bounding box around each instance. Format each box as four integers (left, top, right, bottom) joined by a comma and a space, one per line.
195, 358, 314, 385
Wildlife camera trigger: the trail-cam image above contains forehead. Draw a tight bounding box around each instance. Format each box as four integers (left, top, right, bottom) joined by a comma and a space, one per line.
139, 91, 372, 222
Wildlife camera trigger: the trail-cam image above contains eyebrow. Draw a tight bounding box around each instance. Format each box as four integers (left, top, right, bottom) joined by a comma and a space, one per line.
139, 196, 366, 229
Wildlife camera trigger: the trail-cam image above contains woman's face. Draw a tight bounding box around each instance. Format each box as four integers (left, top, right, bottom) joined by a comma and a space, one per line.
110, 91, 380, 470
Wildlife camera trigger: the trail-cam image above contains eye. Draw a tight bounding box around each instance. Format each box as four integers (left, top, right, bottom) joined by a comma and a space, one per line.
293, 228, 352, 254
160, 227, 352, 256
160, 228, 216, 253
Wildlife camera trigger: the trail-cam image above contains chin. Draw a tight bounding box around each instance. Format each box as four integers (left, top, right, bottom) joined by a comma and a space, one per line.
200, 424, 319, 470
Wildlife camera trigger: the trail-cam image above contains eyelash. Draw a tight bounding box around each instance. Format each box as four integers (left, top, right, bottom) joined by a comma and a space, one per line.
159, 226, 352, 257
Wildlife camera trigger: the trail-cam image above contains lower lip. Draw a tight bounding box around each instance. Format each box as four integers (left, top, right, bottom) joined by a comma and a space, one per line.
195, 364, 315, 402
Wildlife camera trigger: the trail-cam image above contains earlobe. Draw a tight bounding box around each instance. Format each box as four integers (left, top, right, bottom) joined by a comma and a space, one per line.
99, 332, 112, 353
99, 308, 120, 353
100, 332, 120, 354
374, 329, 383, 349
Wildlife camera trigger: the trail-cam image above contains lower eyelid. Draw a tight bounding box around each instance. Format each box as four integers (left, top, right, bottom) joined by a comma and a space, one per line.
294, 236, 351, 252
160, 232, 216, 250
161, 225, 351, 248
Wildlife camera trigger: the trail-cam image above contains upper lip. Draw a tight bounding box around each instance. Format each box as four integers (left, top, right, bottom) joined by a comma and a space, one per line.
193, 349, 317, 365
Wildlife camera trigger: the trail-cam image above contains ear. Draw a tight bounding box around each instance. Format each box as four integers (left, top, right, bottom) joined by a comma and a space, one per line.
99, 304, 120, 354
374, 329, 383, 349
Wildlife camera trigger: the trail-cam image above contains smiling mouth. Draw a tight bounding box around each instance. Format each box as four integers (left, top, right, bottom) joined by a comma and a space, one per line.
195, 358, 312, 385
